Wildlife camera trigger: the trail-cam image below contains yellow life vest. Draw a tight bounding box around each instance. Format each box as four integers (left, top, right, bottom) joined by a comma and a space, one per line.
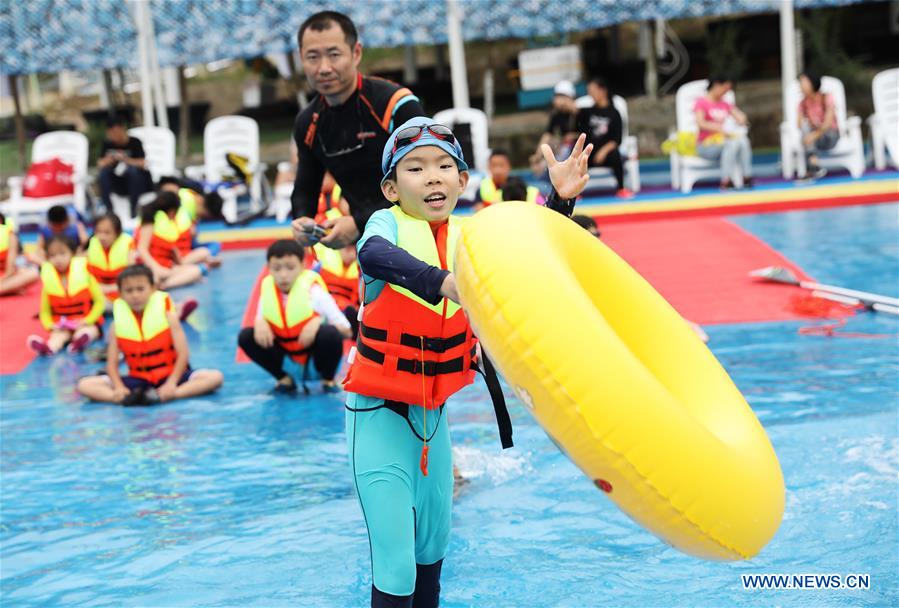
479, 177, 539, 206
114, 290, 177, 384
178, 188, 199, 222
0, 218, 14, 273
259, 271, 326, 362
40, 256, 94, 322
87, 234, 133, 283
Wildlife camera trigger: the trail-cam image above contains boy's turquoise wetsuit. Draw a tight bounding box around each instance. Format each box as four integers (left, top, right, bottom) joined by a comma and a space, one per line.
345, 208, 456, 597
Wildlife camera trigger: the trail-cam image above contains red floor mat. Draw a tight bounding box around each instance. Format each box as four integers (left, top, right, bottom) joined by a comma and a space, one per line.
0, 283, 44, 375
599, 217, 820, 325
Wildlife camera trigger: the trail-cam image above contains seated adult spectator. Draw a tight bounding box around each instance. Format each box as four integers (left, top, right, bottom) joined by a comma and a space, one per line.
577, 77, 632, 198
694, 76, 754, 189
97, 116, 153, 217
797, 72, 838, 180
530, 80, 579, 176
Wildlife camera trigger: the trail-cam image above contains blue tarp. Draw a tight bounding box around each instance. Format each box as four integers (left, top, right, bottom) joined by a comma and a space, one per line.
0, 0, 865, 76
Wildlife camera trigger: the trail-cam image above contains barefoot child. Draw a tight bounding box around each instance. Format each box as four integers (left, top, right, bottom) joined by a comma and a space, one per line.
28, 235, 105, 355
237, 239, 352, 394
77, 264, 223, 405
343, 116, 592, 606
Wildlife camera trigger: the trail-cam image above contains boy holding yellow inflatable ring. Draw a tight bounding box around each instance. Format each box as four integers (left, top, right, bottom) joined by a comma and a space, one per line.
342, 115, 592, 607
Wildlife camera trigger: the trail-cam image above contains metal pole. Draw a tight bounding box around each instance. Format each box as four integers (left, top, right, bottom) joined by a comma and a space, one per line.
178, 66, 190, 166
780, 0, 797, 119
131, 0, 154, 126
142, 1, 169, 129
9, 75, 26, 172
445, 0, 470, 109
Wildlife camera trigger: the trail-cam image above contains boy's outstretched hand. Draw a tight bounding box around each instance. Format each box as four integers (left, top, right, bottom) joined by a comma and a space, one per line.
541, 133, 594, 200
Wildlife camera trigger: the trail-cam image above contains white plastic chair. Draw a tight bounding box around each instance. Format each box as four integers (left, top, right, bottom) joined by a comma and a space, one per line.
184, 115, 269, 222
433, 107, 490, 173
577, 94, 641, 192
1, 131, 91, 225
128, 126, 177, 181
868, 68, 899, 170
668, 79, 743, 193
780, 75, 865, 179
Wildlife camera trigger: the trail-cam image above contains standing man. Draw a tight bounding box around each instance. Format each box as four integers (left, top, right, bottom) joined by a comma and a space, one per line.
291, 11, 425, 249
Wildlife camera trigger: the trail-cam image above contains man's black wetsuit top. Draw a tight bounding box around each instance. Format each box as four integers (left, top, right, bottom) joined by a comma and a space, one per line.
290, 74, 425, 234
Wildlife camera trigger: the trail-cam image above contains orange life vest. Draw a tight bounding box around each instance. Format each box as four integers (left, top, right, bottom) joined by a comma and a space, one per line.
114, 290, 178, 385
40, 257, 97, 324
147, 209, 193, 267
313, 241, 360, 310
259, 271, 326, 364
314, 183, 343, 224
343, 207, 477, 409
86, 233, 133, 300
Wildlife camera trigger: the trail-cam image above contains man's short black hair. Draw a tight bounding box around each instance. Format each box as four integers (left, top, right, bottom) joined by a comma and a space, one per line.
298, 11, 358, 49
267, 239, 305, 262
117, 263, 155, 288
157, 175, 181, 190
47, 205, 69, 224
106, 114, 126, 128
46, 234, 78, 253
501, 176, 528, 202
589, 76, 609, 91
489, 148, 510, 161
94, 213, 123, 236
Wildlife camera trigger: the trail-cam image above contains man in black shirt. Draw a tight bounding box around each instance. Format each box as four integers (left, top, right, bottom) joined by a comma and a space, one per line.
576, 77, 632, 197
97, 116, 153, 216
290, 11, 425, 249
529, 80, 579, 176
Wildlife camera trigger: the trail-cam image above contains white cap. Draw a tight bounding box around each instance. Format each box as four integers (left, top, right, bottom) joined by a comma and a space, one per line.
553, 80, 576, 99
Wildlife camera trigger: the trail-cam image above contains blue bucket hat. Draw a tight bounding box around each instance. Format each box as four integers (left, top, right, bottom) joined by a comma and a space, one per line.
381, 116, 468, 186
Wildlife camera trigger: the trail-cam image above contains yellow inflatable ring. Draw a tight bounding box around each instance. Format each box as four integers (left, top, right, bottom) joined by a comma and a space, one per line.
455, 202, 784, 560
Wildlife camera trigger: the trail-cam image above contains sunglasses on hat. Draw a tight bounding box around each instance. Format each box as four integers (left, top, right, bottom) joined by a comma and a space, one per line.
390, 123, 455, 156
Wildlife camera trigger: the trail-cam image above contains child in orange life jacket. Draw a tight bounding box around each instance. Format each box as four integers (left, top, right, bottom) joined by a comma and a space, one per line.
0, 212, 40, 296
136, 192, 204, 290
90, 213, 199, 319
343, 117, 593, 607
310, 194, 361, 339
157, 176, 224, 266
237, 239, 352, 394
27, 235, 105, 355
76, 264, 223, 406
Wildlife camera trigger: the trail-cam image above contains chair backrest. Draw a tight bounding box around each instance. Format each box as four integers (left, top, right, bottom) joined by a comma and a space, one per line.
31, 131, 89, 175
675, 79, 736, 133
129, 126, 176, 182
433, 107, 489, 172
203, 115, 260, 182
574, 94, 630, 140
872, 68, 899, 160
784, 75, 848, 132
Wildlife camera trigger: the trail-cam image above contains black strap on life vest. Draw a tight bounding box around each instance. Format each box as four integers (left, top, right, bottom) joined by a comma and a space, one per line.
360, 322, 468, 354
355, 340, 476, 376
474, 351, 514, 449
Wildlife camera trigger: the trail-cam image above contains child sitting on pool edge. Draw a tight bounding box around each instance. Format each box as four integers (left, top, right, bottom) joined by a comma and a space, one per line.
77, 264, 223, 405
237, 239, 352, 394
342, 116, 592, 607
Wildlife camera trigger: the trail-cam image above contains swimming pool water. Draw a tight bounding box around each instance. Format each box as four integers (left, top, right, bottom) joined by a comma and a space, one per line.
1, 204, 897, 607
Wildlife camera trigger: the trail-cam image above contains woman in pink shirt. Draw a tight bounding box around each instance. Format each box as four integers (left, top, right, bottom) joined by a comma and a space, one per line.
694, 76, 753, 189
797, 72, 838, 179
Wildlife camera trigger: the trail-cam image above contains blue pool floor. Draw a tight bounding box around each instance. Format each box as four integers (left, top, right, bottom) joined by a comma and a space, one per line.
1, 204, 897, 607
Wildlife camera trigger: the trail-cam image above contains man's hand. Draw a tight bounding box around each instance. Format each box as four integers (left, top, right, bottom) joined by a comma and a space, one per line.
592, 148, 608, 165
440, 273, 460, 304
291, 217, 318, 246
254, 318, 274, 349
542, 133, 593, 200
319, 215, 360, 249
